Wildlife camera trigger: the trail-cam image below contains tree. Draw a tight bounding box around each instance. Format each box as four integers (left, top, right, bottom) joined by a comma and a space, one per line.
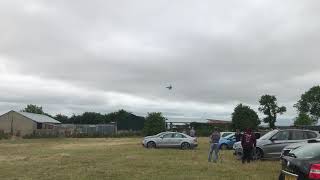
22, 104, 44, 114
294, 113, 313, 126
258, 95, 286, 129
232, 104, 260, 131
112, 110, 145, 131
54, 114, 69, 123
143, 112, 166, 135
68, 112, 110, 124
294, 86, 320, 125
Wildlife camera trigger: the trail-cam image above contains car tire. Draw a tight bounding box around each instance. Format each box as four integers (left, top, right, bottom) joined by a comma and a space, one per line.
255, 148, 263, 160
220, 144, 228, 150
147, 141, 156, 149
181, 142, 190, 150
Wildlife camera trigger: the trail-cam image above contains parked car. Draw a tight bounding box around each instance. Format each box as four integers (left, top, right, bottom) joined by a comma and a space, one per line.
142, 132, 198, 150
279, 143, 320, 180
219, 133, 236, 150
233, 129, 320, 159
281, 139, 320, 158
221, 132, 234, 138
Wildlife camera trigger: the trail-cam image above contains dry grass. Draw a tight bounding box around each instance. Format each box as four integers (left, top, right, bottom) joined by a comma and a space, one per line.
0, 138, 280, 180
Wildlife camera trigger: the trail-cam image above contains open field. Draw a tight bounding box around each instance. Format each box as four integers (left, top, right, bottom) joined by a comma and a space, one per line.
0, 138, 280, 180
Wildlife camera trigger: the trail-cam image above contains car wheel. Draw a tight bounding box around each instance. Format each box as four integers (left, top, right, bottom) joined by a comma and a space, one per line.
220, 144, 228, 150
255, 148, 263, 160
181, 142, 190, 150
147, 141, 156, 149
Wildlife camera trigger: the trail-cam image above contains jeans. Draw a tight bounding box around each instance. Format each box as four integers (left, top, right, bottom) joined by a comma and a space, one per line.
208, 143, 219, 162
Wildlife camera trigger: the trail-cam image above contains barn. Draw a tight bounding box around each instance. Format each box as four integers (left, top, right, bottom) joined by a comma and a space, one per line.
0, 110, 61, 136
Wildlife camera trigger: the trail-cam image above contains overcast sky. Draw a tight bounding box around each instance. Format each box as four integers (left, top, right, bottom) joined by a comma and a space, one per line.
1, 0, 320, 125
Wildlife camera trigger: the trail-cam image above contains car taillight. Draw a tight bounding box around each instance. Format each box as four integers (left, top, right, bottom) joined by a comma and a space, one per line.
309, 164, 320, 179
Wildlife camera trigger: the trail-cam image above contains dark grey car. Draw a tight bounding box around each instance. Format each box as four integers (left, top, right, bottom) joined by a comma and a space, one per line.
233, 129, 320, 159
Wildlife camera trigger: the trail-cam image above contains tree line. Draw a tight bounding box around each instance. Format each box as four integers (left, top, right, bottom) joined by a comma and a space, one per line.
232, 85, 320, 130
21, 85, 320, 135
22, 106, 145, 131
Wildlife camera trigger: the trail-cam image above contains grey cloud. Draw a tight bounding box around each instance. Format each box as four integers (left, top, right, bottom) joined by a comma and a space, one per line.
1, 0, 320, 125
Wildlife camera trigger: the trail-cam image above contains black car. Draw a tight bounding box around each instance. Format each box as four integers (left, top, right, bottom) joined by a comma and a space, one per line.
279, 143, 320, 180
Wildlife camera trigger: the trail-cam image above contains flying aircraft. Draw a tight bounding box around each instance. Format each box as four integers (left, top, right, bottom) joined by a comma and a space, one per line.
166, 85, 173, 90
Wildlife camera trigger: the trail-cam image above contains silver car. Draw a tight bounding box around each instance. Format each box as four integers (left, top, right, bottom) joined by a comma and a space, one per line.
281, 139, 320, 158
233, 129, 320, 159
142, 132, 198, 150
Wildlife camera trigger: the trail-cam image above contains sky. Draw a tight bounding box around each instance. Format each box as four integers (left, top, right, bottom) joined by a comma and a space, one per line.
1, 0, 320, 125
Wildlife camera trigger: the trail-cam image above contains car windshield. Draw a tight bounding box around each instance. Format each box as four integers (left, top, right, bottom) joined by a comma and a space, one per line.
259, 130, 278, 140
155, 132, 166, 137
291, 143, 320, 159
221, 132, 232, 137
224, 134, 235, 139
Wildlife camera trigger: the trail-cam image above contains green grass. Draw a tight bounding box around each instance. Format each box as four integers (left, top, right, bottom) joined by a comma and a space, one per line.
0, 138, 280, 180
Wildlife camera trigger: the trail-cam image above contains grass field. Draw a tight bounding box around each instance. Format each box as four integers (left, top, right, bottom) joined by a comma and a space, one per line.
0, 137, 280, 180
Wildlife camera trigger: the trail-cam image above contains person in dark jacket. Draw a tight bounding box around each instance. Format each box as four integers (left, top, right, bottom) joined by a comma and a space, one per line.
235, 129, 242, 142
241, 128, 256, 164
208, 128, 221, 163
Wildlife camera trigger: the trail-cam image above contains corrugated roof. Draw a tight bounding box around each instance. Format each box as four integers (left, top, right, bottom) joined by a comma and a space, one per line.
16, 111, 61, 124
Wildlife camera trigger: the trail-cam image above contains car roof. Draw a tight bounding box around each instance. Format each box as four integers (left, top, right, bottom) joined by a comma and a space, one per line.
280, 129, 319, 132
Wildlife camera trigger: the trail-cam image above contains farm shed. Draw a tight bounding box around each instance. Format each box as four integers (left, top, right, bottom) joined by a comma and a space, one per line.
0, 110, 61, 136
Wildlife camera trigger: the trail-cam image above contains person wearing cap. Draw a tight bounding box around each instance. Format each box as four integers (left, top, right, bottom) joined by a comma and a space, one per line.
208, 127, 221, 163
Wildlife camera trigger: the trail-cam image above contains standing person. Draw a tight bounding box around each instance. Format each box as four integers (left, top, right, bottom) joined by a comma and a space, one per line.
190, 127, 196, 137
241, 128, 256, 164
182, 129, 187, 135
235, 129, 242, 142
208, 127, 221, 163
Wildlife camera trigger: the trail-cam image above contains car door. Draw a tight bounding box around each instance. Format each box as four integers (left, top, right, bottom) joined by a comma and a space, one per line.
290, 130, 308, 144
262, 130, 291, 158
228, 135, 237, 148
159, 133, 174, 147
172, 133, 186, 147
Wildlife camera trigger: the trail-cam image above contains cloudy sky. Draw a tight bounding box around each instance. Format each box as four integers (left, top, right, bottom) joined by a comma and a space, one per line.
1, 0, 320, 125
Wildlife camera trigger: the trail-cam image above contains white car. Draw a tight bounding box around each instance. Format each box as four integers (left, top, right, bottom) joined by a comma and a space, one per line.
142, 132, 198, 150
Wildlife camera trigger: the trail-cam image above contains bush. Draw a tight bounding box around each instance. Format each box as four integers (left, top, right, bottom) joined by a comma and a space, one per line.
0, 133, 9, 140
143, 112, 166, 136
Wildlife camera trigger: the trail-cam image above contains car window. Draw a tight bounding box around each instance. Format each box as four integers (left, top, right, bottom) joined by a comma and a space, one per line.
174, 133, 186, 138
306, 131, 317, 139
224, 134, 234, 139
260, 130, 278, 140
163, 133, 174, 138
291, 130, 306, 140
273, 131, 289, 140
222, 133, 232, 137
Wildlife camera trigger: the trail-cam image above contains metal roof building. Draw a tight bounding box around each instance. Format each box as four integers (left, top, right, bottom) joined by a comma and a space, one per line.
0, 110, 61, 136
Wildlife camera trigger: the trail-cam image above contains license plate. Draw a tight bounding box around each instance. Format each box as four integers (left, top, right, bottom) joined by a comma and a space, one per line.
285, 174, 297, 180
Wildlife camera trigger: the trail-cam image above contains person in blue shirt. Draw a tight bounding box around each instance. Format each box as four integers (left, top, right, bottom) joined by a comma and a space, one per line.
208, 127, 221, 163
